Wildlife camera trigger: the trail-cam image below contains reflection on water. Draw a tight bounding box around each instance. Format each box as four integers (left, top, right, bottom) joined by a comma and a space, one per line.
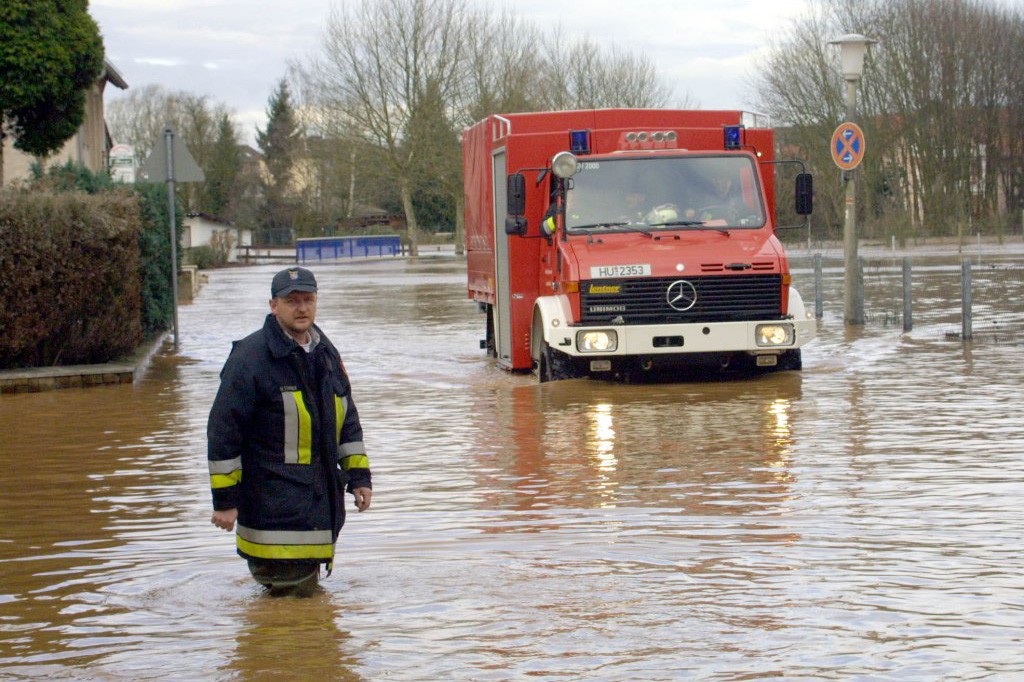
227, 591, 361, 680
1, 255, 1023, 680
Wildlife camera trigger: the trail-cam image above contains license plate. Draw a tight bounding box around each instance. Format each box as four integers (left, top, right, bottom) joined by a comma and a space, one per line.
590, 264, 651, 278
589, 360, 612, 372
756, 355, 778, 367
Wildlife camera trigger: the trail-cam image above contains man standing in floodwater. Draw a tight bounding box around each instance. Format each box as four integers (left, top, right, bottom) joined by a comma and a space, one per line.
207, 266, 372, 592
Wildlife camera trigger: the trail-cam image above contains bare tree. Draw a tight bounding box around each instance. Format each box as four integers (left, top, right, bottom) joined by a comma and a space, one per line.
753, 0, 1024, 243
302, 0, 678, 255
539, 33, 671, 110
107, 86, 229, 165
106, 84, 176, 165
310, 0, 468, 256
106, 85, 236, 212
461, 9, 546, 123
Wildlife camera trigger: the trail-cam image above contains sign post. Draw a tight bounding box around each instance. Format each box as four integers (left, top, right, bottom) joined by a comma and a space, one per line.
139, 128, 204, 351
832, 121, 867, 325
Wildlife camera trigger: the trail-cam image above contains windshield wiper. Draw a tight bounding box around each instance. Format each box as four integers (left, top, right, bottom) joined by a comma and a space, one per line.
574, 221, 653, 238
649, 219, 731, 236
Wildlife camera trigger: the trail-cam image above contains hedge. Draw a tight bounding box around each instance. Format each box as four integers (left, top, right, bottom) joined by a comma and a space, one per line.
0, 189, 144, 367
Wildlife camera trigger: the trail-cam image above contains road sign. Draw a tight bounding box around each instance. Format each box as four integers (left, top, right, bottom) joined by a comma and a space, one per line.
831, 122, 866, 171
109, 144, 135, 183
138, 129, 205, 183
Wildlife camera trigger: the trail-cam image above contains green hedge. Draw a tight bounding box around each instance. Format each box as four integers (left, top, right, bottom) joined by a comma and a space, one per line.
0, 162, 182, 369
0, 189, 144, 367
133, 182, 177, 337
28, 162, 178, 339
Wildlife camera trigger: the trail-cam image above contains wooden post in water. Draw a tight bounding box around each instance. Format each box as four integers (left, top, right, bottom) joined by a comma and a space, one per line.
902, 257, 912, 332
961, 258, 973, 341
814, 254, 823, 319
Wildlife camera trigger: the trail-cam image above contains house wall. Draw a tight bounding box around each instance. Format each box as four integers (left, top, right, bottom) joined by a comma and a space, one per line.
182, 215, 252, 263
2, 63, 125, 186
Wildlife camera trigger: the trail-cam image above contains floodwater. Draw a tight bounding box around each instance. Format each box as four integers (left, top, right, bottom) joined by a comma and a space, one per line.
1, 251, 1022, 680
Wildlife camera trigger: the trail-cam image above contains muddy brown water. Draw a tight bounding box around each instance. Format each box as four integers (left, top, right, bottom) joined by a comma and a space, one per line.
1, 253, 1022, 680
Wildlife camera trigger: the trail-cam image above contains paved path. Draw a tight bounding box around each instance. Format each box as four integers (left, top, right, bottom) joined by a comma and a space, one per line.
0, 333, 168, 394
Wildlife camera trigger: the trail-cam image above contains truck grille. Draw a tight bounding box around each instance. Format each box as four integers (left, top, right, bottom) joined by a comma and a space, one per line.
580, 274, 783, 325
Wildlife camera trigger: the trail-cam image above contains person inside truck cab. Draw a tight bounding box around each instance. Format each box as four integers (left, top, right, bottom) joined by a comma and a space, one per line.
623, 188, 648, 222
620, 186, 679, 225
543, 189, 576, 235
698, 168, 745, 222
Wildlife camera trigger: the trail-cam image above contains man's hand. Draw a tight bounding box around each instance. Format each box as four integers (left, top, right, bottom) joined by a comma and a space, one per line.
352, 487, 372, 512
211, 508, 238, 531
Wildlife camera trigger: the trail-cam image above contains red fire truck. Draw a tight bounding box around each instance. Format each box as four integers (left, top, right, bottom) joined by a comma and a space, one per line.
462, 109, 815, 381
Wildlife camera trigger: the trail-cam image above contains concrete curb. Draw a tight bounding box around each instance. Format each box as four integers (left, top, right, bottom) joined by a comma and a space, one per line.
0, 332, 170, 395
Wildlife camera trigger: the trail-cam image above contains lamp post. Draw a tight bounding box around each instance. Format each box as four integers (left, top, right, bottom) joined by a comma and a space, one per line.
830, 33, 876, 326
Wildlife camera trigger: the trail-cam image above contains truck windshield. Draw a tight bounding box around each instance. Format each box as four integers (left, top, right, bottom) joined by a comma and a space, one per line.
565, 155, 766, 233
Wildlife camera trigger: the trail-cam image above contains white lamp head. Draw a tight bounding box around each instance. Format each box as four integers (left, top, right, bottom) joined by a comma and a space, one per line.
829, 33, 878, 81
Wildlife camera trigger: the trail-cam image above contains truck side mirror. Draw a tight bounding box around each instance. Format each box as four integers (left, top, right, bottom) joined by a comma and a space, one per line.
795, 173, 813, 215
505, 173, 527, 235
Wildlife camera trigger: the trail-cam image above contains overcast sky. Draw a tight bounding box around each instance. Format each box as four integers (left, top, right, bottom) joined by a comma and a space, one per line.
90, 0, 817, 147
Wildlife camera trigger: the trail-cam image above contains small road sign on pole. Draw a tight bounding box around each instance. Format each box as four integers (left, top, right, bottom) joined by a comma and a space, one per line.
831, 122, 866, 171
139, 128, 205, 352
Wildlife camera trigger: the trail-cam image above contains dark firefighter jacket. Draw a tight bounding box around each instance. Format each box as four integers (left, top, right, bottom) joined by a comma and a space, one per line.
207, 314, 371, 567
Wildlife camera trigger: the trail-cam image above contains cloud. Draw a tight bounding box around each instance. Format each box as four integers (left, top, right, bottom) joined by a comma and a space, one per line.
134, 57, 185, 67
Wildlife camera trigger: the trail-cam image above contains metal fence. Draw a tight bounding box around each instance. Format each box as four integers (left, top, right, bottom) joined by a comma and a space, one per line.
792, 252, 1024, 342
296, 235, 402, 263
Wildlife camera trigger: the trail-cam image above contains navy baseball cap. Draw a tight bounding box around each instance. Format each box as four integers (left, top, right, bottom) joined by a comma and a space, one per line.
271, 267, 318, 297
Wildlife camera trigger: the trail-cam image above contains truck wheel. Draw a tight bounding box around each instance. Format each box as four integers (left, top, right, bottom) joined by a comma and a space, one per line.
537, 342, 577, 383
776, 349, 802, 371
485, 305, 496, 358
537, 343, 556, 382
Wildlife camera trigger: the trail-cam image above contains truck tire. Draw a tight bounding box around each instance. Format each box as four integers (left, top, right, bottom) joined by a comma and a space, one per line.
537, 342, 578, 383
484, 305, 496, 358
776, 349, 802, 371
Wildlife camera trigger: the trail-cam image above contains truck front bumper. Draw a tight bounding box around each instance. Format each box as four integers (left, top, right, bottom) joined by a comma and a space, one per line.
551, 317, 816, 358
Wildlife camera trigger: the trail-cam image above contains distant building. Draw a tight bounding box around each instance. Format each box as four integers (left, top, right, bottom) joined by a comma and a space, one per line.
182, 212, 252, 263
1, 60, 128, 186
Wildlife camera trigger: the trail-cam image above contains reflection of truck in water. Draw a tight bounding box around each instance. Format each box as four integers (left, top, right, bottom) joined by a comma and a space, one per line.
462, 109, 816, 382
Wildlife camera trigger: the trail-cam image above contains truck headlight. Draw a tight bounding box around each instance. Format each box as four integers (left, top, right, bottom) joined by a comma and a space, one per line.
551, 151, 579, 179
755, 324, 794, 347
577, 330, 617, 352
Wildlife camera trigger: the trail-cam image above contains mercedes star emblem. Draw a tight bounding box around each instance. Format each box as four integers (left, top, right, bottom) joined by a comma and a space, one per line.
666, 280, 697, 311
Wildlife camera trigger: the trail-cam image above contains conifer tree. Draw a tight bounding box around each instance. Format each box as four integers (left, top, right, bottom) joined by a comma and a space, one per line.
255, 80, 302, 243
202, 114, 242, 219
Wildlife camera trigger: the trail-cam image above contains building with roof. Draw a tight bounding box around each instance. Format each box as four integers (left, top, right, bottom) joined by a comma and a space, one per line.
2, 60, 128, 186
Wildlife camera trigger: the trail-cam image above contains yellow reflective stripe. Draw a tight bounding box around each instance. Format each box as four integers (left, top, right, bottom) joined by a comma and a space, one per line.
282, 389, 313, 465
334, 394, 346, 444
211, 470, 242, 488
295, 392, 312, 464
342, 454, 369, 470
237, 536, 334, 560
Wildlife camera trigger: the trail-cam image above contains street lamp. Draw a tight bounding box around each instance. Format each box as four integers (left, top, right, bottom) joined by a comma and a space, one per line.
829, 33, 876, 326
